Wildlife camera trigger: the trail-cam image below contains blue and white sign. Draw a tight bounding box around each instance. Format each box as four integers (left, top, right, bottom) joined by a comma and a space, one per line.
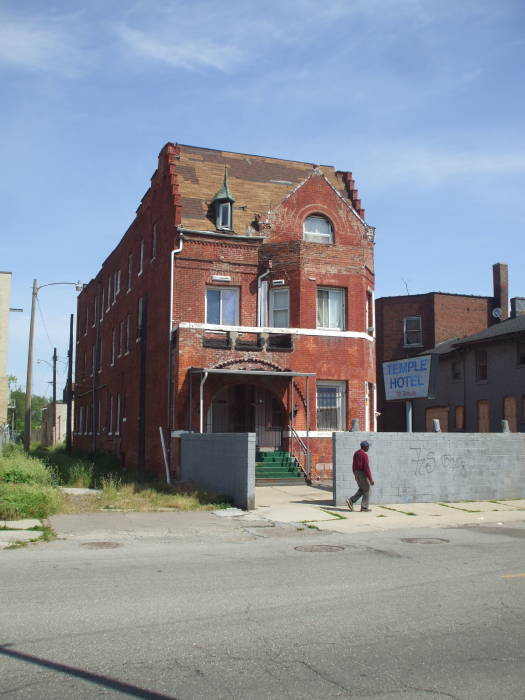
383, 355, 433, 400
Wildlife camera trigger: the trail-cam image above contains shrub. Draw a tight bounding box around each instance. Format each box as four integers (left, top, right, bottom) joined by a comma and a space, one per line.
0, 446, 55, 487
0, 483, 63, 519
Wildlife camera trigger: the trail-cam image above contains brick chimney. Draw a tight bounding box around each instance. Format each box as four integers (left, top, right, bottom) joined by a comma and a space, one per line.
492, 263, 509, 320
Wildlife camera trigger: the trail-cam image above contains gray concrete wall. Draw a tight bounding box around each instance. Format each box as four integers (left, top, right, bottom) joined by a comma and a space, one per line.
334, 432, 525, 506
180, 433, 255, 510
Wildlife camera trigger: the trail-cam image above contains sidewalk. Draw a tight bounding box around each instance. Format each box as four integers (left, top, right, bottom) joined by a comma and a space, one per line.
2, 485, 524, 548
252, 483, 525, 534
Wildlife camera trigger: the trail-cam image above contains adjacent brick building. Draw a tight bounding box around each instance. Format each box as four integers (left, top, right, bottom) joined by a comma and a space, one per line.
375, 263, 509, 432
73, 144, 376, 479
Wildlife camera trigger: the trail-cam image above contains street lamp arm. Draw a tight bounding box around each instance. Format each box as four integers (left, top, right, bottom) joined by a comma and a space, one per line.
36, 281, 84, 293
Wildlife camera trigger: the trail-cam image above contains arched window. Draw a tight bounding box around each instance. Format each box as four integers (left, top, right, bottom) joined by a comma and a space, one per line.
303, 215, 333, 244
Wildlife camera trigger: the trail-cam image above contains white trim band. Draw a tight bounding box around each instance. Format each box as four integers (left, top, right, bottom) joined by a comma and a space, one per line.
177, 321, 373, 341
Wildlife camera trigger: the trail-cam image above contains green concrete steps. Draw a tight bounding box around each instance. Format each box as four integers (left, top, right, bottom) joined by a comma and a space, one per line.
255, 451, 303, 480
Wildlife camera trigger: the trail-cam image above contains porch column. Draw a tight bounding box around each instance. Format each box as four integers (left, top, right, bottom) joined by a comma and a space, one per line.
290, 377, 294, 456
306, 376, 310, 476
188, 373, 192, 431
199, 371, 208, 433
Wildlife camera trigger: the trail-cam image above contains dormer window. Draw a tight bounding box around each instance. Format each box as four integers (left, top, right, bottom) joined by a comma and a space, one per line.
212, 168, 235, 231
303, 215, 333, 244
218, 202, 231, 230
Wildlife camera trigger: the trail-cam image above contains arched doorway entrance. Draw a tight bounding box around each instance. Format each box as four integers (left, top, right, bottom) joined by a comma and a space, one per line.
206, 384, 286, 450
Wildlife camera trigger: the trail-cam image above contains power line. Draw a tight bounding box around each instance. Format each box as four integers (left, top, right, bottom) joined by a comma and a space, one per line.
36, 297, 55, 350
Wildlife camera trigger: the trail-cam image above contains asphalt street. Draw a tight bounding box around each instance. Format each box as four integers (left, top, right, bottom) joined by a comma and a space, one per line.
1, 517, 525, 699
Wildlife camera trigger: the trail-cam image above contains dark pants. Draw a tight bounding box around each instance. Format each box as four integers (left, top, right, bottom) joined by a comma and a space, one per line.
350, 470, 371, 508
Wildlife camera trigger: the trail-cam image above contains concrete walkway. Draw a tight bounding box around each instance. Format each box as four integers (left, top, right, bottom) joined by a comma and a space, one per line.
252, 483, 525, 533
0, 519, 44, 549
3, 485, 524, 548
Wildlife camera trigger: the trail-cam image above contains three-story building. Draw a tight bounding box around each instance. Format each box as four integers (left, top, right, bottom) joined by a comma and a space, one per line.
73, 143, 376, 479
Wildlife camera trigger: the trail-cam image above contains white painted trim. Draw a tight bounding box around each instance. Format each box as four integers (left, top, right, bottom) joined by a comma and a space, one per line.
284, 430, 338, 438
177, 321, 373, 341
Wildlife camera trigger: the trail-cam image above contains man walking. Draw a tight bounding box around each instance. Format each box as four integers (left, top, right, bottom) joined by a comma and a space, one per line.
347, 440, 374, 512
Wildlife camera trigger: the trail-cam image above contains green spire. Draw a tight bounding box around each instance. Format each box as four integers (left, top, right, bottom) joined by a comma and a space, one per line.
212, 167, 234, 203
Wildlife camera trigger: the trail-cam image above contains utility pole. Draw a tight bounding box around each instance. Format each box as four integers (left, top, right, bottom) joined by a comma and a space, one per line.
66, 314, 73, 455
24, 279, 37, 451
52, 347, 57, 444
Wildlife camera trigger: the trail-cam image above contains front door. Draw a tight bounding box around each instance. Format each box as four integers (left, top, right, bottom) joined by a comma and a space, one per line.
207, 384, 285, 449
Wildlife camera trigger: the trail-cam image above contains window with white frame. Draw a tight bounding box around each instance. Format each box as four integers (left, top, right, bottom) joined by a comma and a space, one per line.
317, 287, 344, 330
151, 224, 157, 260
316, 381, 346, 430
100, 288, 105, 321
111, 327, 116, 365
303, 215, 333, 244
206, 287, 239, 325
109, 394, 113, 435
269, 287, 289, 327
218, 202, 232, 230
92, 296, 97, 327
106, 279, 111, 311
403, 316, 422, 346
119, 320, 124, 357
116, 393, 121, 436
127, 254, 133, 291
115, 269, 121, 297
126, 314, 130, 353
137, 297, 144, 340
138, 240, 144, 275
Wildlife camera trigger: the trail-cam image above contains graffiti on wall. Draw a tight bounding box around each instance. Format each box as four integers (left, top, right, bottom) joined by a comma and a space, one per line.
410, 448, 466, 477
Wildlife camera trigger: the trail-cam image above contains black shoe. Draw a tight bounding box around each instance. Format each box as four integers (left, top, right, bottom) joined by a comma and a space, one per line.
346, 498, 354, 511
360, 507, 371, 512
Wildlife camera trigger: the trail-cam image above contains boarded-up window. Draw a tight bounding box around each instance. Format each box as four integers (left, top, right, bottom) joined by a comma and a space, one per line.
477, 399, 490, 432
425, 407, 449, 432
503, 396, 517, 432
455, 405, 464, 431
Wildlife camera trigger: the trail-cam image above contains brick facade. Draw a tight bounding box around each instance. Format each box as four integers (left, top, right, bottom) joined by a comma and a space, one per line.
376, 263, 509, 431
74, 144, 376, 479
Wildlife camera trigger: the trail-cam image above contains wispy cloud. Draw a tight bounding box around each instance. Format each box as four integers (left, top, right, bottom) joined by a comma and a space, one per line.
361, 145, 525, 187
0, 8, 90, 77
113, 24, 241, 71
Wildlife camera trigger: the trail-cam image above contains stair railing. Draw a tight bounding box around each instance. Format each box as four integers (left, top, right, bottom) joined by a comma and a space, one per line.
289, 426, 312, 483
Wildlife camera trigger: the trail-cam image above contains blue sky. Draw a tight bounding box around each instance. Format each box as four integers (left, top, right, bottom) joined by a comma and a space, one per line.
2, 0, 524, 398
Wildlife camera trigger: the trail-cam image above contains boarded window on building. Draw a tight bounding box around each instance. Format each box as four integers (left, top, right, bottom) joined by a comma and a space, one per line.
475, 349, 488, 381
425, 407, 449, 432
503, 395, 517, 432
477, 399, 490, 432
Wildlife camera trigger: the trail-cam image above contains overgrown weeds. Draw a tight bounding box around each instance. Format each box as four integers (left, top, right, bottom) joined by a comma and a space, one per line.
1, 443, 230, 518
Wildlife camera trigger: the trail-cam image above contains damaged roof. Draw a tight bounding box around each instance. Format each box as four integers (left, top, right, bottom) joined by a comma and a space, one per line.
174, 143, 363, 235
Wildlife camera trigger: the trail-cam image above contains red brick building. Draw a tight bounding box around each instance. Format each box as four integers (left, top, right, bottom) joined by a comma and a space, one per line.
73, 144, 376, 479
375, 263, 509, 432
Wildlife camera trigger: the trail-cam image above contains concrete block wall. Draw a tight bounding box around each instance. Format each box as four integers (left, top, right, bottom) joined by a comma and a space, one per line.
181, 433, 255, 510
334, 432, 525, 505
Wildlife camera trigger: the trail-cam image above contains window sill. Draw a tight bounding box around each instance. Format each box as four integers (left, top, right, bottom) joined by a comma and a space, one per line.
403, 344, 423, 348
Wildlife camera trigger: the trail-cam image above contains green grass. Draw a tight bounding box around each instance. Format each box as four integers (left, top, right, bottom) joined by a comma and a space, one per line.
1, 443, 230, 519
0, 482, 63, 519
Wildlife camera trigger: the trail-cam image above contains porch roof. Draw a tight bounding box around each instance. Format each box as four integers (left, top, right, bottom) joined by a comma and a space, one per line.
189, 367, 316, 378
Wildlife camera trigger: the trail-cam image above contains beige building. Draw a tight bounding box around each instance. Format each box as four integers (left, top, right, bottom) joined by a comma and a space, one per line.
0, 272, 12, 428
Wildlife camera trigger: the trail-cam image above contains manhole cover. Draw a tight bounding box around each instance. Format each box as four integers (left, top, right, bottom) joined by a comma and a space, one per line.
401, 537, 449, 545
80, 541, 123, 549
294, 544, 345, 552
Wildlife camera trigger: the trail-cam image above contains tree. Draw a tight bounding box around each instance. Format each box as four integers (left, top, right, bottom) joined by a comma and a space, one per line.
8, 377, 49, 432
